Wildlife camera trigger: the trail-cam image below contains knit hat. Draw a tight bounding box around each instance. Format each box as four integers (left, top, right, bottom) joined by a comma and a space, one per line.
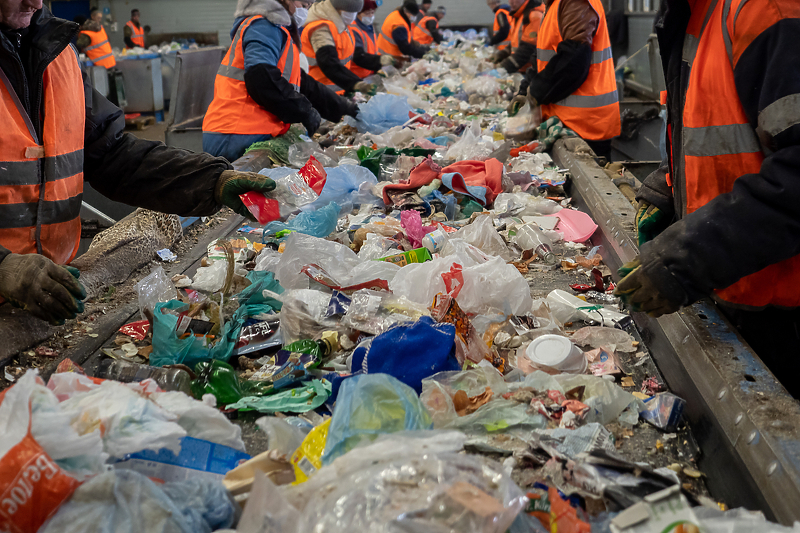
436, 5, 446, 14
402, 0, 420, 15
361, 0, 378, 11
331, 0, 364, 12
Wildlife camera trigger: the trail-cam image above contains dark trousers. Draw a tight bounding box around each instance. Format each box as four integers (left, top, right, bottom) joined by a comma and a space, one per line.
718, 304, 800, 398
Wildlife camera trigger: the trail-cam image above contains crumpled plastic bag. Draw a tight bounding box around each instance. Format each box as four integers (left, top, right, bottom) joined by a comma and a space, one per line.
345, 93, 413, 134
451, 214, 514, 261
39, 469, 237, 533
494, 192, 563, 217
239, 431, 526, 533
135, 266, 176, 320
446, 120, 498, 161
305, 166, 382, 213
390, 255, 532, 315
463, 75, 501, 96
150, 392, 245, 451
255, 417, 311, 458
226, 380, 332, 413
535, 372, 644, 425
571, 326, 637, 353
58, 379, 187, 457
273, 233, 399, 291
263, 201, 340, 238
322, 374, 433, 465
276, 289, 342, 344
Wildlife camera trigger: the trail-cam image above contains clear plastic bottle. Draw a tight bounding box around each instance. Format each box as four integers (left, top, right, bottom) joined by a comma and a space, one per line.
514, 224, 556, 264
95, 359, 192, 394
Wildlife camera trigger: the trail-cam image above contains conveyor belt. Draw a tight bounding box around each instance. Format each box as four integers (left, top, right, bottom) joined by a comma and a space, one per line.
553, 137, 800, 524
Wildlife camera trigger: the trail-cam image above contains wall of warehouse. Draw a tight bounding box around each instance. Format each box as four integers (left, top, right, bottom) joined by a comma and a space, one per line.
90, 0, 238, 49
78, 0, 493, 50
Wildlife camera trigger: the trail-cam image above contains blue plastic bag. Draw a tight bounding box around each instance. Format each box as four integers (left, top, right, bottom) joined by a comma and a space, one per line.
321, 374, 433, 465
347, 93, 413, 134
263, 201, 340, 238
307, 166, 382, 213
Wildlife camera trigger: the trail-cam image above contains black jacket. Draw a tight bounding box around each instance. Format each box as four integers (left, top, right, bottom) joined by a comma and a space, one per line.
489, 5, 511, 46
499, 0, 545, 74
0, 7, 232, 264
637, 0, 800, 307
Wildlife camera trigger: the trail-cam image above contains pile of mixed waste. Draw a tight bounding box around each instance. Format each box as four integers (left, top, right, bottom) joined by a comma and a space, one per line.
4, 32, 798, 533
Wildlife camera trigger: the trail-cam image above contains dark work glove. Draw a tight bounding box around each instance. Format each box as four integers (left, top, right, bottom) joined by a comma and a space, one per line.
0, 253, 86, 325
302, 108, 322, 136
215, 170, 277, 220
614, 258, 683, 317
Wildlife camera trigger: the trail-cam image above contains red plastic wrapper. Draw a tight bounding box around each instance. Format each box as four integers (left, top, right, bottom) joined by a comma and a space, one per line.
239, 156, 327, 224
119, 320, 150, 340
570, 268, 605, 293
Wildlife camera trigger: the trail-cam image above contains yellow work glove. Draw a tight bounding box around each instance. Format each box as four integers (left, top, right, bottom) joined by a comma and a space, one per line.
614, 258, 682, 317
636, 200, 670, 247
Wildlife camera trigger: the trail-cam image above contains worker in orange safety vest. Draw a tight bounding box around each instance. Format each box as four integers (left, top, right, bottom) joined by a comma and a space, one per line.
493, 0, 544, 72
412, 5, 445, 45
614, 0, 800, 397
76, 7, 115, 68
124, 9, 146, 48
377, 0, 428, 59
486, 0, 512, 50
509, 0, 620, 158
1, 0, 280, 326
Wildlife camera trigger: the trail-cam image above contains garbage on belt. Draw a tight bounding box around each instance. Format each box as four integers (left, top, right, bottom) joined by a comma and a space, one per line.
5, 32, 795, 533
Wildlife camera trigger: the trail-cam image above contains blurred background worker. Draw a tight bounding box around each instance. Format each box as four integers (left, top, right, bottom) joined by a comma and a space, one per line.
509, 0, 620, 159
614, 0, 800, 396
302, 0, 388, 95
494, 0, 543, 72
124, 9, 145, 48
378, 0, 428, 59
413, 0, 432, 30
412, 5, 445, 45
0, 0, 276, 326
76, 7, 115, 69
486, 0, 511, 49
203, 0, 358, 162
350, 0, 395, 78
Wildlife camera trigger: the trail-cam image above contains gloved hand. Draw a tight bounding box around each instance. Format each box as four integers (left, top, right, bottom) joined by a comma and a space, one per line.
353, 81, 377, 95
614, 258, 682, 317
422, 49, 439, 61
491, 48, 510, 64
507, 94, 527, 116
380, 54, 397, 66
343, 99, 359, 118
636, 200, 670, 247
215, 170, 277, 220
0, 253, 86, 325
301, 108, 322, 136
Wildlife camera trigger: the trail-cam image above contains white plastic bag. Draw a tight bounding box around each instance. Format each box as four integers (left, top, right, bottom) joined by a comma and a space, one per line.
504, 103, 542, 141
151, 392, 245, 451
445, 120, 497, 161
451, 215, 514, 261
191, 261, 228, 293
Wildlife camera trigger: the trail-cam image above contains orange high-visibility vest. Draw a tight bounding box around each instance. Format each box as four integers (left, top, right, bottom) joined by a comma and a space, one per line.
508, 1, 544, 72
670, 0, 800, 308
537, 0, 619, 140
80, 27, 115, 68
126, 20, 145, 47
412, 15, 438, 45
203, 17, 301, 137
349, 22, 378, 78
378, 9, 411, 56
0, 47, 85, 265
493, 8, 511, 50
301, 19, 355, 95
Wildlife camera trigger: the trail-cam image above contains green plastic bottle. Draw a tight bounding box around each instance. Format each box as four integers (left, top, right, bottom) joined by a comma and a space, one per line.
191, 360, 272, 405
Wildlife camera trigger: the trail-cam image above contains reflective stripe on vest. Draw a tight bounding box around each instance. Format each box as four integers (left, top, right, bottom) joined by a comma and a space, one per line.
670, 0, 800, 308
202, 17, 301, 137
81, 27, 115, 68
493, 8, 511, 50
126, 21, 145, 47
412, 16, 437, 45
350, 22, 378, 77
378, 10, 410, 56
0, 47, 85, 264
536, 0, 620, 141
301, 19, 355, 95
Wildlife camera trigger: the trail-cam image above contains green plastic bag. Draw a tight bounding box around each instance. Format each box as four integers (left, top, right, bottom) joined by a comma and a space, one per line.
321, 374, 433, 465
225, 379, 332, 413
358, 146, 436, 180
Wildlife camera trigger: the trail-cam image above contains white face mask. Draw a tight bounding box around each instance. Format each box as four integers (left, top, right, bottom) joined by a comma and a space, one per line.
360, 14, 375, 24
293, 7, 308, 26
341, 11, 357, 24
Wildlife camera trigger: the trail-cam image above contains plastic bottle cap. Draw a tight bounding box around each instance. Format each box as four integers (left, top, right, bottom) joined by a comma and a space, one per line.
526, 334, 586, 373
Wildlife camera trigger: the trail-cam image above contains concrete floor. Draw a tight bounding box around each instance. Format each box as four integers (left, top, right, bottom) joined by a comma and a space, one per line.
129, 120, 168, 143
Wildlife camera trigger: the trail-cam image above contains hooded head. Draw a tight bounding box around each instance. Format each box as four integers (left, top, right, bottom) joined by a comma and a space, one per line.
235, 0, 293, 26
